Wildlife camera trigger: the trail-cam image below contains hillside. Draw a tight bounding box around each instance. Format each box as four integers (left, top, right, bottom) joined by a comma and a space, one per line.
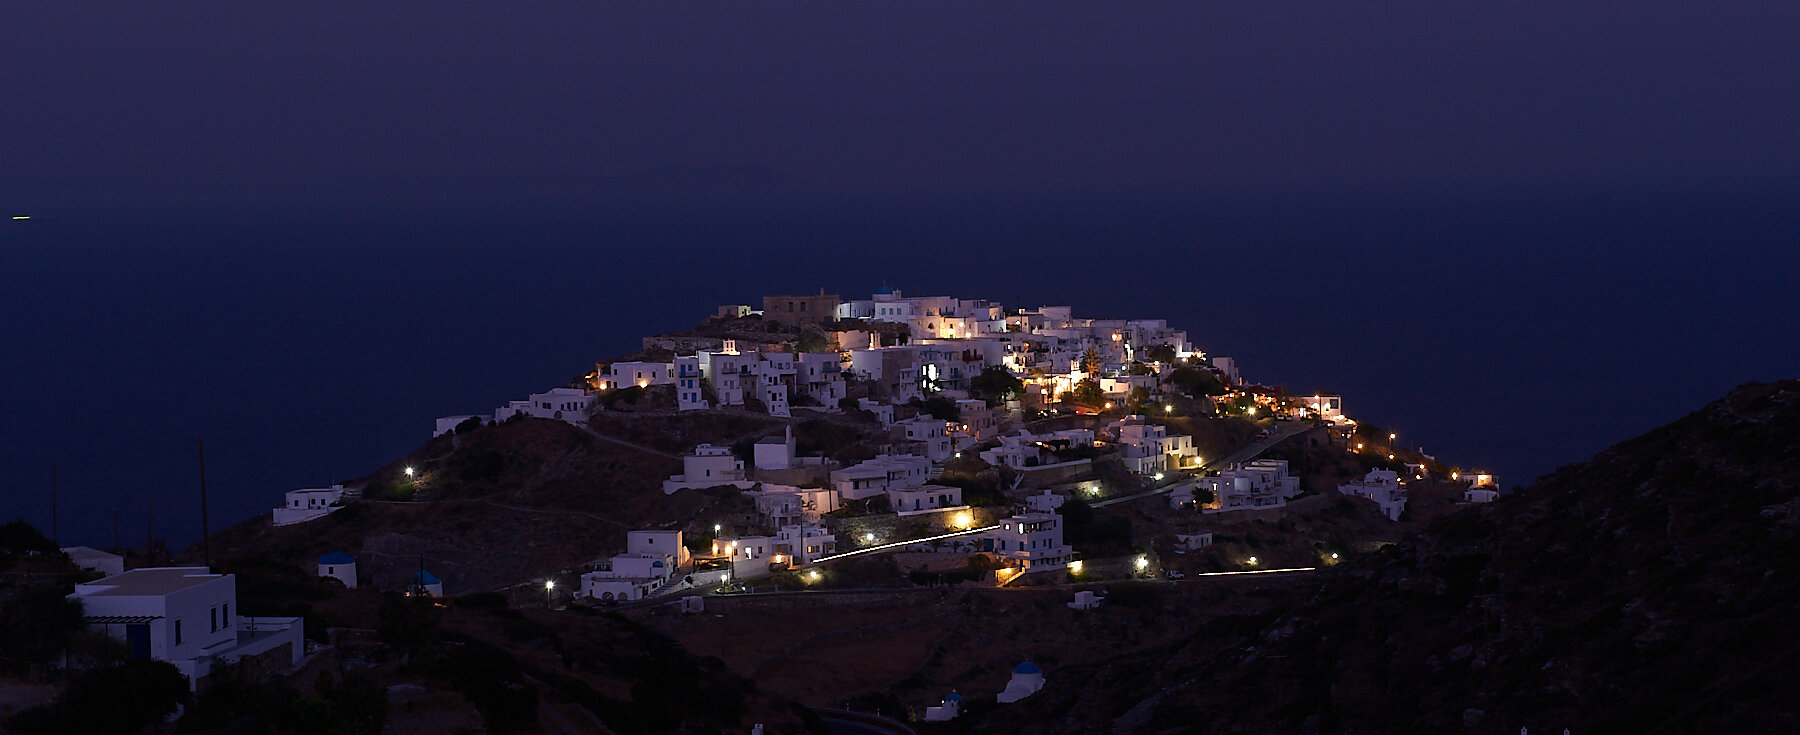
975, 379, 1800, 734
201, 418, 719, 594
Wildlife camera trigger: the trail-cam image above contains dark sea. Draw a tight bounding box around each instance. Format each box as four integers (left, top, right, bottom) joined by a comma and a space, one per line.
6, 180, 1798, 551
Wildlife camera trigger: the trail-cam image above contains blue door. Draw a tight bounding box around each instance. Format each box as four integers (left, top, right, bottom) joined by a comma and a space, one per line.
126, 623, 150, 658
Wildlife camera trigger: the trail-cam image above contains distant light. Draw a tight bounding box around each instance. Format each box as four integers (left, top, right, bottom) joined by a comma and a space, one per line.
544, 580, 555, 591
1247, 556, 1258, 565
1330, 553, 1339, 560
1389, 433, 1396, 441
1389, 454, 1396, 460
404, 466, 415, 478
955, 451, 962, 458
1164, 405, 1174, 413
1248, 407, 1257, 416
10, 216, 28, 220
714, 524, 722, 532
1104, 402, 1112, 410
1153, 472, 1164, 481
1134, 555, 1149, 570
864, 532, 875, 543
1068, 560, 1084, 573
807, 570, 821, 581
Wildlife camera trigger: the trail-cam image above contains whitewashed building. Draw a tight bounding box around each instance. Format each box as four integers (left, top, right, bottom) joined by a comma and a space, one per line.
663, 444, 755, 494
1201, 459, 1302, 513
986, 513, 1074, 573
675, 355, 708, 411
493, 387, 597, 424
776, 522, 837, 564
68, 567, 305, 689
897, 415, 954, 462
272, 485, 348, 526
1339, 468, 1407, 521
886, 484, 964, 514
62, 546, 125, 577
830, 454, 932, 500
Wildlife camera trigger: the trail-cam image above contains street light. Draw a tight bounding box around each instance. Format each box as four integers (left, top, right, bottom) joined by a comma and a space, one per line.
1247, 556, 1259, 565
404, 466, 415, 478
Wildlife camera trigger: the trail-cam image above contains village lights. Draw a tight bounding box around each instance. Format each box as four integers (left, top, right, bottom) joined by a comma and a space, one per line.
1153, 473, 1164, 481
1330, 553, 1339, 560
1164, 404, 1174, 413
1389, 432, 1397, 441
1104, 402, 1113, 410
953, 511, 974, 529
807, 570, 821, 582
1248, 407, 1257, 416
1068, 560, 1084, 573
544, 579, 555, 591
864, 532, 875, 543
713, 524, 722, 532
1134, 555, 1149, 571
404, 466, 415, 478
1247, 556, 1259, 565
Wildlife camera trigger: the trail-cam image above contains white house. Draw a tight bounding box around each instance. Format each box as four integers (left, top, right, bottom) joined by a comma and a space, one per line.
776, 522, 837, 564
675, 355, 708, 411
599, 361, 673, 390
796, 352, 847, 408
68, 567, 305, 689
754, 428, 797, 471
986, 513, 1074, 573
897, 415, 953, 462
663, 444, 755, 494
494, 387, 596, 424
1113, 418, 1199, 475
315, 552, 357, 588
1338, 469, 1407, 521
272, 485, 348, 526
1024, 490, 1065, 513
1465, 487, 1500, 503
62, 546, 125, 577
886, 484, 965, 515
830, 454, 932, 500
627, 529, 690, 568
1201, 460, 1302, 514
856, 397, 896, 426
749, 485, 841, 524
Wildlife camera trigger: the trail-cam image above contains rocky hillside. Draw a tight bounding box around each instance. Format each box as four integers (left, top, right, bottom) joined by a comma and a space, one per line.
200, 418, 723, 594
979, 379, 1800, 734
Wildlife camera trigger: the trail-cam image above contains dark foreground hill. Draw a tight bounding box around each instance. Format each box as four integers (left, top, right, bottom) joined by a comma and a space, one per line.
979, 380, 1800, 735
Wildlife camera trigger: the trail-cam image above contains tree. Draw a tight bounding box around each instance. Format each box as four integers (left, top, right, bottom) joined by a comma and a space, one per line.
1170, 367, 1226, 396
1062, 378, 1106, 408
0, 583, 84, 668
969, 366, 1024, 406
1081, 347, 1103, 376
1146, 344, 1178, 364
14, 659, 191, 734
919, 395, 960, 421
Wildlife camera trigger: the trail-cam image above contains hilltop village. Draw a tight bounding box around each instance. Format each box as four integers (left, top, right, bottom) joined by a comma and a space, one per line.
13, 288, 1508, 733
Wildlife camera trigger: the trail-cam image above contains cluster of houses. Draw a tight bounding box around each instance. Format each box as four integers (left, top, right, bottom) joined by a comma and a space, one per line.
251, 286, 1508, 603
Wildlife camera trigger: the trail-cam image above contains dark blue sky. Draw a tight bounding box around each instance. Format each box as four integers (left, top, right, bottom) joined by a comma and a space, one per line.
4, 5, 1799, 550
4, 3, 1797, 204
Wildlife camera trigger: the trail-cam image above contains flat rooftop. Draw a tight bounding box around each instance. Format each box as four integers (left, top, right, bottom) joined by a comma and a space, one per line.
73, 567, 225, 597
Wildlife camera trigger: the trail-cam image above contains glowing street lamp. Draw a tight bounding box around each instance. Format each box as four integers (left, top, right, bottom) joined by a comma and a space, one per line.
1134, 555, 1149, 572
404, 466, 415, 478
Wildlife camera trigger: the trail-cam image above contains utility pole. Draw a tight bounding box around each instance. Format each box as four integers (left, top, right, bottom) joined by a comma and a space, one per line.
198, 439, 212, 570
50, 457, 59, 548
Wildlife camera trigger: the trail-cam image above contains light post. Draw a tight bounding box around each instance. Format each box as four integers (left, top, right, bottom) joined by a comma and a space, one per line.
543, 579, 555, 608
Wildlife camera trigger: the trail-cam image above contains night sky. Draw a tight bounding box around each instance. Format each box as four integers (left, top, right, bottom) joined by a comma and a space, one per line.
6, 3, 1797, 203
4, 4, 1799, 549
